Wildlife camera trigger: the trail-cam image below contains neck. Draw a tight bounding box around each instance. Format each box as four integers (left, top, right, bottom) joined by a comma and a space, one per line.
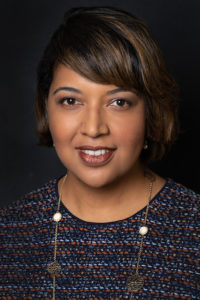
59, 166, 159, 223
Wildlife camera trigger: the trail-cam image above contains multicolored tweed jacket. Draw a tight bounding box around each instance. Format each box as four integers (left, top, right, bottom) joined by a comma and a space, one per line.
0, 178, 199, 299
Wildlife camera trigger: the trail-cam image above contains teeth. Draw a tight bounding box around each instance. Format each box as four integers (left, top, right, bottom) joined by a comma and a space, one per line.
81, 149, 110, 156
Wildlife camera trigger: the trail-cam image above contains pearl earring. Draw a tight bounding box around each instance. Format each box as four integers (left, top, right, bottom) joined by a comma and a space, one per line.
143, 140, 148, 150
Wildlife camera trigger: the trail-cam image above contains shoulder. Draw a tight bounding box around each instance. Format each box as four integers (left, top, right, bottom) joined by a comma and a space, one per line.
0, 178, 58, 223
164, 178, 200, 208
0, 178, 59, 259
153, 178, 199, 229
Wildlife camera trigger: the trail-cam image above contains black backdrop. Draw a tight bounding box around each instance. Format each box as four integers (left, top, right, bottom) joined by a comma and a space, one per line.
0, 0, 200, 207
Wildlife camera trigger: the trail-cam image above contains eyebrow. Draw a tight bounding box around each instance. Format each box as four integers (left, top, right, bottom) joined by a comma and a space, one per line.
106, 88, 135, 95
53, 86, 136, 95
53, 87, 81, 95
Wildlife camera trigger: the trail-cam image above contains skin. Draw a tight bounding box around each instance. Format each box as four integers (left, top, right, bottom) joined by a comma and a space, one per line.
46, 64, 165, 222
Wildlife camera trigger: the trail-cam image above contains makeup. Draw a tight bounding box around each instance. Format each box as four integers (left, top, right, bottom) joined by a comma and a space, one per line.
77, 147, 116, 166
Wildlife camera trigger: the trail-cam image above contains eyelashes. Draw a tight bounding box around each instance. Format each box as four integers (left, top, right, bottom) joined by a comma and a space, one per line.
58, 97, 133, 109
111, 99, 132, 107
59, 97, 79, 105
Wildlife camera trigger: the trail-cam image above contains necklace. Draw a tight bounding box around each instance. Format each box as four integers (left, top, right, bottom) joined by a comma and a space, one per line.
48, 171, 155, 300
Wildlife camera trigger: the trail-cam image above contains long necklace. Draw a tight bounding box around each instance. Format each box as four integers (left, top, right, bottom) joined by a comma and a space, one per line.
47, 171, 155, 300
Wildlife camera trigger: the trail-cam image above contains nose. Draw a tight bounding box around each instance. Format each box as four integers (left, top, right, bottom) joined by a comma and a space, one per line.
80, 108, 109, 137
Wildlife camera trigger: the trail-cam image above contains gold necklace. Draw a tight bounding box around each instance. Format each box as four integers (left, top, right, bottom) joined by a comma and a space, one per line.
47, 171, 155, 300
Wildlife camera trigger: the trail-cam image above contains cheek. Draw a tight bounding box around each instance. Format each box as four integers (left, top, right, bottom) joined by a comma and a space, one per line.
48, 111, 74, 143
114, 115, 146, 147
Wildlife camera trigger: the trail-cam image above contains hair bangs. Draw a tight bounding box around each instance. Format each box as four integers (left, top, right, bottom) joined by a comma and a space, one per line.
57, 14, 144, 93
35, 6, 180, 163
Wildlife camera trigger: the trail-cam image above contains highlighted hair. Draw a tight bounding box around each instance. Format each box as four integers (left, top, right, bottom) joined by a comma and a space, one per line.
35, 7, 179, 163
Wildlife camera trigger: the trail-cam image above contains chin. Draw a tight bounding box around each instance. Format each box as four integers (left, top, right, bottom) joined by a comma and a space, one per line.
72, 170, 119, 189
81, 176, 113, 189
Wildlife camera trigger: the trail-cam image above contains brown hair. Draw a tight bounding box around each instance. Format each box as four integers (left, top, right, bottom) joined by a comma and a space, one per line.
35, 6, 179, 163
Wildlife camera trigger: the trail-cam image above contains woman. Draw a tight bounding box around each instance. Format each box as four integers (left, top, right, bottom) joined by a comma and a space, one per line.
0, 6, 199, 299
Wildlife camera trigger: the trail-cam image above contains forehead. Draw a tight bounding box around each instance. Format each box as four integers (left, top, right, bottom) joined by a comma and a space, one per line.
50, 64, 137, 96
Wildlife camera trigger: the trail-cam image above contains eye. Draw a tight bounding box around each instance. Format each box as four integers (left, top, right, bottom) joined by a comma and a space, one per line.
61, 97, 77, 105
111, 99, 132, 108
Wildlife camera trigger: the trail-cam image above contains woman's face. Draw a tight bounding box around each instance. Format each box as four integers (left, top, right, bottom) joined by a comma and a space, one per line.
47, 64, 146, 188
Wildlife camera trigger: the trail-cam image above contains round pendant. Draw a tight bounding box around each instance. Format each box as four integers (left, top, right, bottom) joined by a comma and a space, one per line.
53, 212, 62, 222
139, 226, 148, 235
126, 274, 144, 291
48, 261, 61, 275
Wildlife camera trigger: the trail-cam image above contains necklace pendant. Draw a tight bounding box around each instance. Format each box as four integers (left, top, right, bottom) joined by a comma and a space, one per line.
126, 274, 144, 291
48, 261, 61, 275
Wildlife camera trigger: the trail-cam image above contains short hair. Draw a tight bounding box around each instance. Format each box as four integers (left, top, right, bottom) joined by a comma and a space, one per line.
35, 6, 179, 164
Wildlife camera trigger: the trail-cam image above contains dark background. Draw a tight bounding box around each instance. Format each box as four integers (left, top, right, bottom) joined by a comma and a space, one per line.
0, 0, 200, 207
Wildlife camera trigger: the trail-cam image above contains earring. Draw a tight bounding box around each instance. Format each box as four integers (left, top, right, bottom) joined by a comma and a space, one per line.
143, 140, 148, 150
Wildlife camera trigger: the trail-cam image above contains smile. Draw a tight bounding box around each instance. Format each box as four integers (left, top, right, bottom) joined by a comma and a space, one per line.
81, 149, 110, 156
77, 147, 116, 166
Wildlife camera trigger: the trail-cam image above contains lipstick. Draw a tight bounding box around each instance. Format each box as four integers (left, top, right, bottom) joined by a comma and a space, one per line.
77, 146, 116, 166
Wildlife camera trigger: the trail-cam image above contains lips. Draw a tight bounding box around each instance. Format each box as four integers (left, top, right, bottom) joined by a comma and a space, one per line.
77, 146, 116, 151
76, 146, 116, 166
